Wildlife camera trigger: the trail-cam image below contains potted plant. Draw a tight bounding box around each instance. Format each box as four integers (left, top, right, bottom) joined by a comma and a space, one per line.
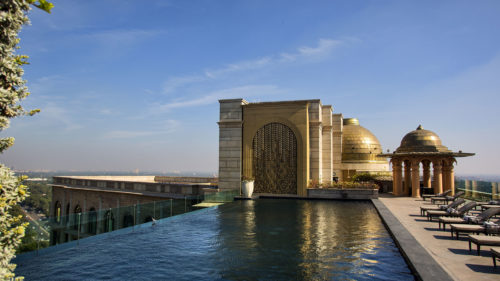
241, 175, 255, 198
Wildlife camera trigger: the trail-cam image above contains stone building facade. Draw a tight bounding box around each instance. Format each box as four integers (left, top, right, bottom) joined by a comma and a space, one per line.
218, 99, 389, 196
50, 176, 215, 244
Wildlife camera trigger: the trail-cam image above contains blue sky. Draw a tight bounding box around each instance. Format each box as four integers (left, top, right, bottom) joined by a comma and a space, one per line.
1, 0, 500, 175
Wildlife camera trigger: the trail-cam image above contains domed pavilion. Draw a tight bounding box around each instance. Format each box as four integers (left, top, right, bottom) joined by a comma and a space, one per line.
382, 125, 474, 197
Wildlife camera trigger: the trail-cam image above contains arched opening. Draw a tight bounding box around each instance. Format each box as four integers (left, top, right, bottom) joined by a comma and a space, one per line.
252, 122, 297, 194
54, 201, 61, 224
123, 213, 134, 228
103, 210, 115, 232
87, 207, 97, 234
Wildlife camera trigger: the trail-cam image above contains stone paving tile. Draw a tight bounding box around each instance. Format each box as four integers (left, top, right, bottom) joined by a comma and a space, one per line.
378, 195, 500, 281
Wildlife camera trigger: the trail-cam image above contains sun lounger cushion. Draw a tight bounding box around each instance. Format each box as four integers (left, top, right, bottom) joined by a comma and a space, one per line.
469, 235, 500, 256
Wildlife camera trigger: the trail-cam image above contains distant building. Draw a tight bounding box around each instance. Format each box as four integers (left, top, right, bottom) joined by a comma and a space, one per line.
50, 176, 216, 245
218, 99, 390, 196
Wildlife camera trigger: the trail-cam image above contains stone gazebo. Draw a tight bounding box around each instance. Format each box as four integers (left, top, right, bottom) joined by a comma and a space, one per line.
382, 125, 474, 197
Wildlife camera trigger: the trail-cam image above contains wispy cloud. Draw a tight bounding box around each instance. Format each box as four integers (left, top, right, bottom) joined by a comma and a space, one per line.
39, 102, 82, 131
163, 75, 206, 95
204, 57, 273, 78
158, 85, 282, 111
102, 119, 180, 139
281, 38, 342, 61
86, 29, 161, 44
28, 75, 67, 96
162, 38, 345, 94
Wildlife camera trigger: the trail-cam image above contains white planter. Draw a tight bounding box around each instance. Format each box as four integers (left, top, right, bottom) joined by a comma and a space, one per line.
242, 180, 254, 198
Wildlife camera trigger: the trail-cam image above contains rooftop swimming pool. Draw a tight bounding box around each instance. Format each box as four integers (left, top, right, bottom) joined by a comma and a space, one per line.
15, 199, 413, 280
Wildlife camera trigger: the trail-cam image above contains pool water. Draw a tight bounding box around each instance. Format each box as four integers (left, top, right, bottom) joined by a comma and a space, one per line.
15, 199, 413, 280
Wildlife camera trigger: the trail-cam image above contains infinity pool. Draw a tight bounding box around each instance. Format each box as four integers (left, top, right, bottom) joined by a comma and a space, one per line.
15, 199, 413, 280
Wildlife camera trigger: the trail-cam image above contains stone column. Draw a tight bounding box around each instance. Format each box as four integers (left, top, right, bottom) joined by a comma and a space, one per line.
404, 161, 411, 196
218, 99, 247, 192
445, 160, 455, 196
309, 101, 323, 182
331, 114, 343, 181
411, 160, 420, 198
465, 180, 471, 198
472, 180, 478, 199
321, 105, 333, 183
442, 164, 450, 194
422, 160, 431, 188
491, 182, 498, 200
432, 161, 443, 194
392, 159, 403, 196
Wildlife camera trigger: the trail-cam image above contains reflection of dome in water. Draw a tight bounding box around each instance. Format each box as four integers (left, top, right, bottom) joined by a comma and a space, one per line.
341, 118, 386, 163
396, 125, 451, 153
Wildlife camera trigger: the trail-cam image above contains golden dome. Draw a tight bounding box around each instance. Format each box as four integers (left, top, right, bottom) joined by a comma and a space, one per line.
342, 118, 387, 163
396, 125, 451, 153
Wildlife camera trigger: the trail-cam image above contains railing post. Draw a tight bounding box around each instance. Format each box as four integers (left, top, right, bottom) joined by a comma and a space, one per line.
133, 204, 136, 231
170, 199, 173, 217
184, 196, 187, 213
153, 201, 156, 219
77, 213, 81, 245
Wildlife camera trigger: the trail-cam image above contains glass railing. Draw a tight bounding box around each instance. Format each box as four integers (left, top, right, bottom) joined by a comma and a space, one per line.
455, 179, 500, 202
204, 189, 239, 203
19, 189, 238, 254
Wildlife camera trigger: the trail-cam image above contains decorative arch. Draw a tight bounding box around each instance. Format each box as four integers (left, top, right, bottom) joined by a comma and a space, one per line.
252, 122, 297, 194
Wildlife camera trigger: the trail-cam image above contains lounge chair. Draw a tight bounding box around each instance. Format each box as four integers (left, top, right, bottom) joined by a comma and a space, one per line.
426, 201, 476, 222
492, 247, 500, 268
431, 191, 465, 205
422, 190, 451, 201
481, 200, 500, 211
449, 219, 500, 239
469, 235, 500, 256
419, 198, 465, 216
438, 206, 500, 231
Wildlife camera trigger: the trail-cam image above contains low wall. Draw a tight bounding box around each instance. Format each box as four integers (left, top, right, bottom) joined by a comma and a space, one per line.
154, 176, 218, 184
307, 188, 378, 199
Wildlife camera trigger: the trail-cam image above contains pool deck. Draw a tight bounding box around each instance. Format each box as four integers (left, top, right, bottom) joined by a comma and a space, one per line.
375, 194, 499, 281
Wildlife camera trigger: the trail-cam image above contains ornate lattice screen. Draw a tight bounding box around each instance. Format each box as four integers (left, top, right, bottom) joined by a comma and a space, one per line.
252, 122, 297, 194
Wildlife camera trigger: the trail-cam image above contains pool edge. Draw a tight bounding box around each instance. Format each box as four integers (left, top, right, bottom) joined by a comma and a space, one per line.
371, 198, 454, 281
13, 204, 221, 263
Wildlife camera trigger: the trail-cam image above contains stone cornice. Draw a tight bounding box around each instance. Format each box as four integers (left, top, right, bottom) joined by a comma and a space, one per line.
379, 152, 475, 158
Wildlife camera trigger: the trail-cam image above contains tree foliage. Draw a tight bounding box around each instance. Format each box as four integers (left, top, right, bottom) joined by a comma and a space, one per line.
22, 182, 51, 216
0, 1, 52, 279
0, 166, 28, 280
351, 173, 377, 183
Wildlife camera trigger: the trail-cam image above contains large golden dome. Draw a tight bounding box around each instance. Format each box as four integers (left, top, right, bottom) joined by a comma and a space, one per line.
342, 118, 386, 163
396, 125, 451, 153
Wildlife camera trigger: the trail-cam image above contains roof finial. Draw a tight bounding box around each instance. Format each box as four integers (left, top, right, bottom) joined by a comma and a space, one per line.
417, 125, 423, 130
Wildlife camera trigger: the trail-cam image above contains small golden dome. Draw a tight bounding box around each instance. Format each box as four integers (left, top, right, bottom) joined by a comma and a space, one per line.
342, 118, 387, 163
396, 125, 451, 153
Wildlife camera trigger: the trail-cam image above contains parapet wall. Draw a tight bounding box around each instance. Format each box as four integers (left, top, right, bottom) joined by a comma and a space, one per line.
154, 176, 217, 184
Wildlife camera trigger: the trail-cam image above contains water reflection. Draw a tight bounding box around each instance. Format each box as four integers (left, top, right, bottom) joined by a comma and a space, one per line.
216, 199, 412, 280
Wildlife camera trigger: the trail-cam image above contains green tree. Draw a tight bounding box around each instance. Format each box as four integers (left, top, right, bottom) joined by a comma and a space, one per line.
0, 1, 53, 279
